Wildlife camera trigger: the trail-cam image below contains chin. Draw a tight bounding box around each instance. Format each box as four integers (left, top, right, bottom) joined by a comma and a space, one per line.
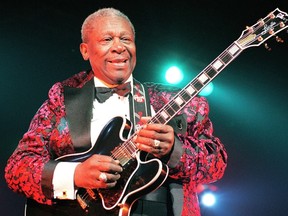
115, 78, 125, 84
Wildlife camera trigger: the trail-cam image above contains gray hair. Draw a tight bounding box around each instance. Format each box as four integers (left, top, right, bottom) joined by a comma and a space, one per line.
81, 8, 135, 42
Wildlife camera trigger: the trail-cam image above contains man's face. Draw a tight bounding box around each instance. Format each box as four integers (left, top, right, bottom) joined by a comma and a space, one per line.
80, 16, 136, 85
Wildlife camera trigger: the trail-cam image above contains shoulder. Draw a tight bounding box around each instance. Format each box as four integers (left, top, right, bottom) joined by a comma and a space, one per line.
144, 82, 209, 115
144, 82, 180, 94
49, 70, 93, 94
144, 82, 180, 111
47, 70, 93, 105
62, 70, 94, 88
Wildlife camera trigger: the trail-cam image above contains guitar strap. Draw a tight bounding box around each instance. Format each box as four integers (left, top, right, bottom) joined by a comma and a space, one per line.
129, 80, 185, 216
129, 78, 151, 133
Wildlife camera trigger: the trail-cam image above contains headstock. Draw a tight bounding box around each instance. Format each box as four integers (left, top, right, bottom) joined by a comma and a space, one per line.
236, 8, 288, 50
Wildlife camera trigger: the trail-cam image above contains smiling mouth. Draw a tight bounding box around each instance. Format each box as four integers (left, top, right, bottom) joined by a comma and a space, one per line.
108, 59, 128, 67
109, 59, 128, 63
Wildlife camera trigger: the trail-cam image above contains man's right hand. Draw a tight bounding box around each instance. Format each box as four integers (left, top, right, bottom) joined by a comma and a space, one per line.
74, 154, 122, 189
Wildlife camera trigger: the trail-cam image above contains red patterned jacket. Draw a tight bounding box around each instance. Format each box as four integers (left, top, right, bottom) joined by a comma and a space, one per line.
5, 70, 227, 215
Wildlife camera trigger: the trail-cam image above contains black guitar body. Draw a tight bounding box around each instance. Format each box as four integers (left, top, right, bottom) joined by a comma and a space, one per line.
57, 116, 169, 216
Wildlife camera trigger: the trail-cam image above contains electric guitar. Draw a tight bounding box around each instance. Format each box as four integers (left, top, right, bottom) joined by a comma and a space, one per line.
56, 8, 288, 216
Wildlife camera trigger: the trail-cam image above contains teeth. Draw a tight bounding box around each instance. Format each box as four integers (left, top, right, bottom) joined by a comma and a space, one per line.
110, 60, 126, 63
109, 58, 127, 63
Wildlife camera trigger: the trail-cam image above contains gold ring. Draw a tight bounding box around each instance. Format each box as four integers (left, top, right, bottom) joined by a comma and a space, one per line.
154, 139, 160, 147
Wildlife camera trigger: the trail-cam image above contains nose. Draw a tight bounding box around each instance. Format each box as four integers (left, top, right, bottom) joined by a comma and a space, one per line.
112, 39, 126, 53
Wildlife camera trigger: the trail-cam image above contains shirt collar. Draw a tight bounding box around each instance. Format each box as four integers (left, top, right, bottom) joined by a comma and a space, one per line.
93, 75, 133, 89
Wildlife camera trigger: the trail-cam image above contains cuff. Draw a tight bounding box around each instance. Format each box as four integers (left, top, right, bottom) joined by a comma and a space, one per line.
52, 162, 80, 200
167, 135, 184, 168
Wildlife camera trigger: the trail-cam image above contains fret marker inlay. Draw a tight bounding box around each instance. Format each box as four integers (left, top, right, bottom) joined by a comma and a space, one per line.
186, 85, 196, 95
160, 111, 169, 119
175, 96, 184, 105
228, 44, 240, 55
212, 60, 223, 70
198, 74, 209, 83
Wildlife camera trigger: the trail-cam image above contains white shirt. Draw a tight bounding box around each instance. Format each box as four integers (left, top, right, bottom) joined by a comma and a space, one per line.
52, 76, 133, 199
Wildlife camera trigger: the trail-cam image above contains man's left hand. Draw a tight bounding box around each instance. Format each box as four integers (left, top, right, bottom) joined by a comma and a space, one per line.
134, 117, 175, 158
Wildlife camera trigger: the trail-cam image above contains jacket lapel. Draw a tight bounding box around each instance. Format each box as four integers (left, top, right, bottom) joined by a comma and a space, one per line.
64, 78, 94, 153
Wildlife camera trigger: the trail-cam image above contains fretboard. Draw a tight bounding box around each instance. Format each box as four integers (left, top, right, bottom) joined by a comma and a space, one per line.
149, 42, 243, 126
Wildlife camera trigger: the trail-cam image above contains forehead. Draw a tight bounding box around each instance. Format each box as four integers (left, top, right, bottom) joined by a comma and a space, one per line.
92, 16, 134, 36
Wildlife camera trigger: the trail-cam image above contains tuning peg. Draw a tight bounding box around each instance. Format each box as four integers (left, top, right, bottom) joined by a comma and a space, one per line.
275, 36, 284, 43
264, 43, 272, 51
246, 26, 253, 33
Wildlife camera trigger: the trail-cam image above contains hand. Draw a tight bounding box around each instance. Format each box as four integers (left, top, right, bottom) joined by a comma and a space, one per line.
134, 117, 175, 158
74, 154, 123, 189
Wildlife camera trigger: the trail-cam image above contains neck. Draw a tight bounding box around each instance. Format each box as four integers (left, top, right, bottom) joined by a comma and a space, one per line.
94, 74, 131, 88
93, 76, 121, 88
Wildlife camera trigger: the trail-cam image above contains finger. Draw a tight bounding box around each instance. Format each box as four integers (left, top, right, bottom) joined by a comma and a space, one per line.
99, 162, 123, 173
153, 139, 161, 148
154, 148, 162, 156
89, 155, 123, 173
135, 136, 157, 147
98, 181, 118, 189
151, 146, 163, 158
91, 154, 121, 164
145, 124, 174, 134
139, 116, 152, 124
95, 179, 117, 189
136, 131, 170, 149
98, 172, 108, 182
105, 172, 121, 182
136, 142, 155, 153
94, 172, 121, 188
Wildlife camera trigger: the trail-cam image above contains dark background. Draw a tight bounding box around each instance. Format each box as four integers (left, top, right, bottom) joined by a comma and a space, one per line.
1, 1, 288, 215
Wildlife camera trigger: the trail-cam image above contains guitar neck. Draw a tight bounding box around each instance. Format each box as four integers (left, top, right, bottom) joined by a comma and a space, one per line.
149, 42, 243, 126
149, 7, 288, 126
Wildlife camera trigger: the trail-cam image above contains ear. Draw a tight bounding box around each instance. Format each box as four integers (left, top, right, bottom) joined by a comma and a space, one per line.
80, 43, 89, 60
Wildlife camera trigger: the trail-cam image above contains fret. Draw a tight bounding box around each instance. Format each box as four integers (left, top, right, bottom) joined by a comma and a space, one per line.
165, 104, 176, 116
205, 66, 218, 78
220, 51, 233, 64
171, 101, 180, 111
181, 88, 193, 101
192, 79, 203, 91
153, 114, 166, 124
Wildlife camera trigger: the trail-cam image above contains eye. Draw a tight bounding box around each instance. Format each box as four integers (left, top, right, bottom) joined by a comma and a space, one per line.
103, 37, 112, 42
121, 36, 133, 43
99, 37, 113, 45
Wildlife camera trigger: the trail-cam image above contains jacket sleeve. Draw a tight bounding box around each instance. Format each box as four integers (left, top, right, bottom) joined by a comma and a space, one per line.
169, 96, 227, 184
4, 82, 69, 205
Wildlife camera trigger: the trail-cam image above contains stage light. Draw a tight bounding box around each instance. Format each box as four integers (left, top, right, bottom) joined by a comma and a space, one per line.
199, 82, 214, 97
201, 192, 216, 207
165, 66, 183, 84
